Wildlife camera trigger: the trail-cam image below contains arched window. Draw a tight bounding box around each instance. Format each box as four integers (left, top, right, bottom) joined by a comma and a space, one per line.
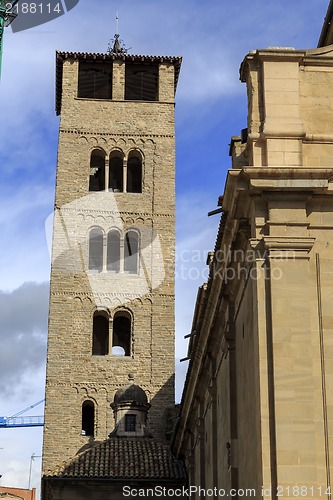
82, 401, 95, 437
112, 311, 131, 356
109, 151, 123, 192
107, 230, 120, 273
88, 228, 103, 272
127, 151, 142, 193
89, 149, 105, 191
92, 312, 109, 355
124, 231, 139, 274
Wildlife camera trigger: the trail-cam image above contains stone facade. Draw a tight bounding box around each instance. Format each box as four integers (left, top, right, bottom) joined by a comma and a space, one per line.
173, 4, 333, 498
42, 51, 182, 476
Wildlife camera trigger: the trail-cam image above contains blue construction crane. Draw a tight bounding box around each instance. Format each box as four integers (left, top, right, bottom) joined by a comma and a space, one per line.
0, 399, 44, 428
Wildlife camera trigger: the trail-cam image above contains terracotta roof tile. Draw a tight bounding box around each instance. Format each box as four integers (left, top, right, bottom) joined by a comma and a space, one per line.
45, 437, 186, 481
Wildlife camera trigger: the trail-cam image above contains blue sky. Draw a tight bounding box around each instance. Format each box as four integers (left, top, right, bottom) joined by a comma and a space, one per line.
0, 0, 329, 495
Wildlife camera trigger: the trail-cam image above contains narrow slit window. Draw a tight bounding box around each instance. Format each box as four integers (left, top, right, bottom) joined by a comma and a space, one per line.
127, 152, 142, 193
107, 230, 121, 272
89, 150, 105, 191
89, 228, 103, 272
78, 61, 112, 100
109, 152, 123, 192
92, 313, 109, 355
124, 231, 139, 274
82, 401, 95, 437
112, 312, 131, 356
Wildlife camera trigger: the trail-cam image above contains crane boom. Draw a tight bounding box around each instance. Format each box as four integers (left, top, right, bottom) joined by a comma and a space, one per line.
0, 415, 44, 428
0, 399, 45, 428
10, 399, 45, 418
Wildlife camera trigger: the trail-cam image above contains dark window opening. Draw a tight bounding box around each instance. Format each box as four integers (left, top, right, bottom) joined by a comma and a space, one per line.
125, 63, 159, 101
125, 414, 136, 432
124, 231, 139, 274
89, 228, 103, 272
127, 153, 142, 193
107, 231, 120, 272
78, 62, 112, 100
82, 401, 95, 437
89, 150, 105, 191
109, 152, 123, 192
113, 312, 131, 356
92, 313, 109, 355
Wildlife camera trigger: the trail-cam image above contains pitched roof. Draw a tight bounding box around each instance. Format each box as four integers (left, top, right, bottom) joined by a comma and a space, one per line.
55, 51, 182, 115
44, 437, 186, 481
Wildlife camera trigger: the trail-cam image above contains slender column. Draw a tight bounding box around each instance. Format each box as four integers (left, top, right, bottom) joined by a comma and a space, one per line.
123, 158, 127, 193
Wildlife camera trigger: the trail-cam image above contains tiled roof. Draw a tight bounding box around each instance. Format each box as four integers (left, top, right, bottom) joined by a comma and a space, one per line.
55, 51, 182, 115
45, 437, 186, 481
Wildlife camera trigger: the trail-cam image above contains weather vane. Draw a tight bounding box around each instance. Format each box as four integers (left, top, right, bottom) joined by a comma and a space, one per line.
107, 13, 130, 55
0, 0, 19, 79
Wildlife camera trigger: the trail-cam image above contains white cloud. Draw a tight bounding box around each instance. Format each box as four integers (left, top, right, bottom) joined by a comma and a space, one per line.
0, 184, 53, 290
0, 430, 43, 495
0, 283, 48, 395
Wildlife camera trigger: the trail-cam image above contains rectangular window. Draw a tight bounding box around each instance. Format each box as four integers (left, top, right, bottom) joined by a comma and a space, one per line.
78, 61, 112, 100
125, 63, 159, 101
125, 414, 136, 432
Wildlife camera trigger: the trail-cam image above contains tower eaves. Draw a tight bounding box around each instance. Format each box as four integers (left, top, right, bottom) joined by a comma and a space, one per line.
55, 51, 182, 115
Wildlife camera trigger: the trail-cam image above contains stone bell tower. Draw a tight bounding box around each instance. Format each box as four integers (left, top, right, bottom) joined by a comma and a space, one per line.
41, 40, 182, 477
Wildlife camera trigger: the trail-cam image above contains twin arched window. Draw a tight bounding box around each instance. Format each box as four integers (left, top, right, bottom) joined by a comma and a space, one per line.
89, 149, 142, 193
88, 228, 139, 274
92, 310, 132, 357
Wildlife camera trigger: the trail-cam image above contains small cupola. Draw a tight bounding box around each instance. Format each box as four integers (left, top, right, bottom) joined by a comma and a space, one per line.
111, 378, 151, 437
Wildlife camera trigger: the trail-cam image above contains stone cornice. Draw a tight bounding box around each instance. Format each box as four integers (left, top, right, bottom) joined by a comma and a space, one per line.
240, 48, 306, 82
304, 134, 333, 143
240, 46, 333, 82
50, 291, 174, 300
55, 207, 175, 219
59, 128, 174, 139
263, 236, 315, 260
222, 168, 333, 213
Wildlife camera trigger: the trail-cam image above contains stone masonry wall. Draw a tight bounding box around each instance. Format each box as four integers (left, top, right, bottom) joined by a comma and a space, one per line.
42, 58, 177, 474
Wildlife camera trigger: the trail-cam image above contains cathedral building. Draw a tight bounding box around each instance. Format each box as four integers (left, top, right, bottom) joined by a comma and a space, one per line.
41, 39, 186, 499
173, 1, 333, 497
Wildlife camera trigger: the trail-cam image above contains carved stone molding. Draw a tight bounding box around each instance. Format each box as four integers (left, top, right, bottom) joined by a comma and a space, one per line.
263, 236, 315, 259
60, 128, 173, 139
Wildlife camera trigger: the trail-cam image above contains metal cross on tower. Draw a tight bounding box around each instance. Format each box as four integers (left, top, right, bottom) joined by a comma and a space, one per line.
0, 0, 19, 79
107, 12, 130, 55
